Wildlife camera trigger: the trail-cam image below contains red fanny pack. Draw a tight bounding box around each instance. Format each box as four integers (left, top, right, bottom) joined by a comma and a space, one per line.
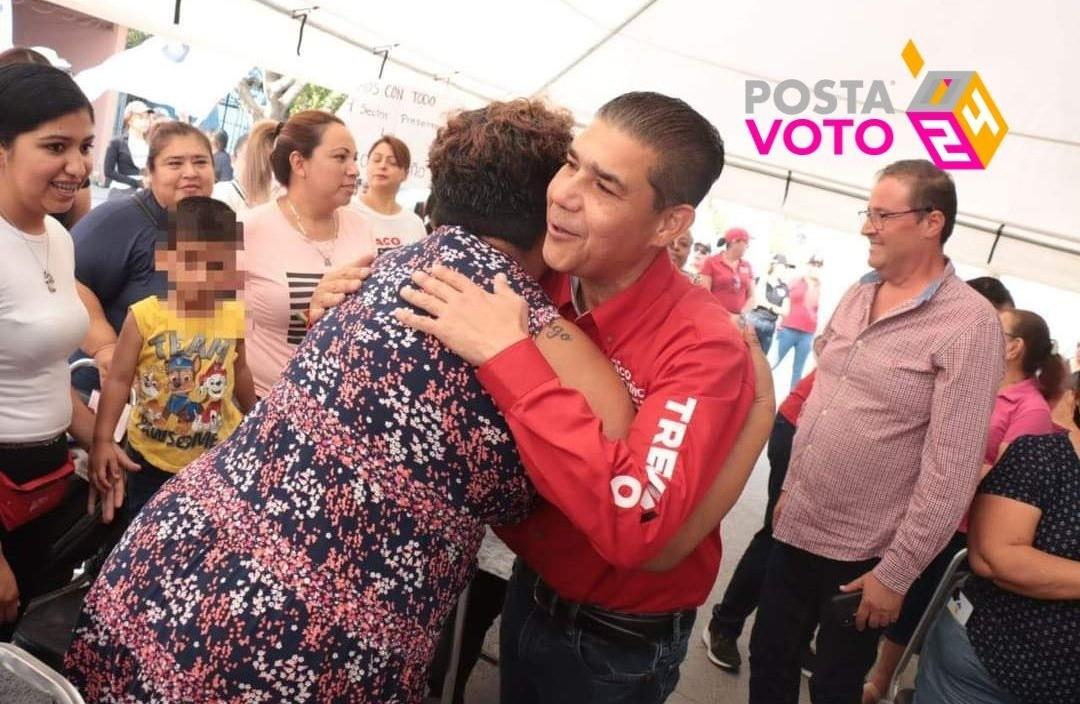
0, 454, 75, 532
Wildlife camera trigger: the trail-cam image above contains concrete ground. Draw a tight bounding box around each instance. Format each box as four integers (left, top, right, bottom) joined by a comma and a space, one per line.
457, 449, 813, 704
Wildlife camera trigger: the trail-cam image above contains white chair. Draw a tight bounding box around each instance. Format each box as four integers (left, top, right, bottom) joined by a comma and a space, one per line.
0, 643, 85, 704
882, 548, 970, 704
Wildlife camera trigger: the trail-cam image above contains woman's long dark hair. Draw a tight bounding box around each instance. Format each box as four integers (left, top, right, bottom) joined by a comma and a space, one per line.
1006, 309, 1065, 401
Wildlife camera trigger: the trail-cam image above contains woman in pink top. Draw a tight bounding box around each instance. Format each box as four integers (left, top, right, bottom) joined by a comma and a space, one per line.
773, 255, 822, 390
984, 309, 1064, 463
242, 111, 375, 397
863, 306, 1063, 703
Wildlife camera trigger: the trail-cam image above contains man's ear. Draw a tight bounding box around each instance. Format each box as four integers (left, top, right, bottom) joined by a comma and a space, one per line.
652, 204, 696, 248
924, 210, 946, 243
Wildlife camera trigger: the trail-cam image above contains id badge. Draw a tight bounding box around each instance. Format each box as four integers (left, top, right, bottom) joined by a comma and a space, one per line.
946, 590, 974, 627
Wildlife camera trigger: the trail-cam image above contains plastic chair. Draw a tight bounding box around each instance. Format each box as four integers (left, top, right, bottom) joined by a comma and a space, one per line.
0, 642, 85, 703
882, 548, 970, 704
439, 582, 472, 704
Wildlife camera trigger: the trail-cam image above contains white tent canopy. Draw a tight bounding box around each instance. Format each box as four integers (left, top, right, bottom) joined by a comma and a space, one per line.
76, 35, 249, 118
52, 0, 1080, 291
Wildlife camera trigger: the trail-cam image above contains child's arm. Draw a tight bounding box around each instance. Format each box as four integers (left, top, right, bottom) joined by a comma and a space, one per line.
233, 340, 256, 413
88, 312, 142, 521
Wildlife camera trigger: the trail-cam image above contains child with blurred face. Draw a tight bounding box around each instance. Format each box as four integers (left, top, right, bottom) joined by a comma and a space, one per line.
88, 197, 255, 523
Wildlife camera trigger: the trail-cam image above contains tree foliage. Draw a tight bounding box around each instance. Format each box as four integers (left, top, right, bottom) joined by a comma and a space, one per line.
234, 68, 345, 121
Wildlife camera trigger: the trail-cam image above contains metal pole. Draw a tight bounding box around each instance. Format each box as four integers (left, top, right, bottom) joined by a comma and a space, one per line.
440, 583, 472, 704
531, 0, 662, 96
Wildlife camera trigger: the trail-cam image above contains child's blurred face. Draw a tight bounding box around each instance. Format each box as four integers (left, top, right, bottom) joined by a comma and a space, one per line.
157, 236, 241, 297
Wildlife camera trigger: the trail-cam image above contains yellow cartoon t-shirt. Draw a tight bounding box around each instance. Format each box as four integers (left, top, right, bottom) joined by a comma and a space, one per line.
127, 296, 245, 473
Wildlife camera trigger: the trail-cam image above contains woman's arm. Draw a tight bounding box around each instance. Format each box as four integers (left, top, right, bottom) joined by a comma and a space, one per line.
77, 282, 118, 380
68, 389, 96, 449
103, 140, 139, 189
642, 324, 775, 570
968, 493, 1080, 599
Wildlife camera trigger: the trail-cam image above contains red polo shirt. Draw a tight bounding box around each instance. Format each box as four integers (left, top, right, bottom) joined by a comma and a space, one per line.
701, 254, 753, 314
484, 252, 755, 613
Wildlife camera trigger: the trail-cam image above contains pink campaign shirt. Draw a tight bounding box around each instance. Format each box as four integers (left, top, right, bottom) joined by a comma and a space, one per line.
984, 377, 1055, 464
781, 278, 820, 334
241, 202, 375, 397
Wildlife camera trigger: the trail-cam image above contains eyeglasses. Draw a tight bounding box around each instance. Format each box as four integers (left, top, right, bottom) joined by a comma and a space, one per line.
858, 208, 933, 231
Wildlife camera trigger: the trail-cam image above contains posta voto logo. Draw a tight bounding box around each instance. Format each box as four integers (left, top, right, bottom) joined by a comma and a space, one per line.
744, 40, 1008, 169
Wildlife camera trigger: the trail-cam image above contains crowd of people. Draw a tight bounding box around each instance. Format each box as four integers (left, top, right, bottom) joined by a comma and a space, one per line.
0, 43, 1076, 704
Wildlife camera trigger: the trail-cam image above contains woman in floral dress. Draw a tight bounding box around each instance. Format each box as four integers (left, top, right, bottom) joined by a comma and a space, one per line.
66, 100, 634, 703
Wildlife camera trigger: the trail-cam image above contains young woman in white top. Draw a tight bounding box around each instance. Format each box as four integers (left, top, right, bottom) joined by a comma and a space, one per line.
354, 135, 427, 254
0, 63, 135, 639
212, 119, 279, 214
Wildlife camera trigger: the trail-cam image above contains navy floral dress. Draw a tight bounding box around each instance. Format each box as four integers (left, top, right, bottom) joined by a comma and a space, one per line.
66, 227, 557, 703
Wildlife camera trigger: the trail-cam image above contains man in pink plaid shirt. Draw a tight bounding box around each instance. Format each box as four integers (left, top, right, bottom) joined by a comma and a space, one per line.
748, 160, 1004, 704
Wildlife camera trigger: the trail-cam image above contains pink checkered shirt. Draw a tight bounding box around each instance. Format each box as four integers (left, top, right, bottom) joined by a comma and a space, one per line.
774, 262, 1004, 594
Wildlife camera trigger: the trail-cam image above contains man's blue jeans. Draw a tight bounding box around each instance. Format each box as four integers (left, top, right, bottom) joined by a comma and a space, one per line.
500, 560, 694, 704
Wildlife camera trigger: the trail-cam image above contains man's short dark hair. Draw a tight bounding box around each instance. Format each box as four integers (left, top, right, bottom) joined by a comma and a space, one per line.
213, 130, 229, 151
966, 276, 1014, 310
878, 159, 958, 244
597, 92, 724, 211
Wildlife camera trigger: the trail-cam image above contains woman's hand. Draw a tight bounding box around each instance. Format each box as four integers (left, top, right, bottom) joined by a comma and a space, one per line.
307, 255, 375, 325
0, 554, 19, 624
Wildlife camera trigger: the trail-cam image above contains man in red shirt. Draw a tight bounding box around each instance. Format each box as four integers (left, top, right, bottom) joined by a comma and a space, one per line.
700, 227, 754, 315
396, 92, 755, 703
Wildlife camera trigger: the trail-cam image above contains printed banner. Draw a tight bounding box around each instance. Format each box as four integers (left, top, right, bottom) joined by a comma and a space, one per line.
340, 79, 465, 188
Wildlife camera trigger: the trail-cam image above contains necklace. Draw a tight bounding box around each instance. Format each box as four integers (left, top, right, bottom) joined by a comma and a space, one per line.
0, 203, 56, 292
285, 198, 338, 267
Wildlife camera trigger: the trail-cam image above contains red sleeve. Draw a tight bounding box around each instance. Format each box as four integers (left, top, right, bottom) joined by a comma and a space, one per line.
699, 256, 719, 278
477, 330, 754, 569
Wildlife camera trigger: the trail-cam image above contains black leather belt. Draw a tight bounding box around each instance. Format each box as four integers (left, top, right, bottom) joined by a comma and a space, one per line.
524, 565, 694, 648
751, 306, 778, 319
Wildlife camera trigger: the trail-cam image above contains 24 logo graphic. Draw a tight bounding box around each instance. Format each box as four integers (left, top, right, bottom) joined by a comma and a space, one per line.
903, 40, 1008, 169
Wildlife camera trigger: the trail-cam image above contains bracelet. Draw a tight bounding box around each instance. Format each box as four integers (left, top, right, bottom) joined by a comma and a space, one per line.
89, 342, 116, 357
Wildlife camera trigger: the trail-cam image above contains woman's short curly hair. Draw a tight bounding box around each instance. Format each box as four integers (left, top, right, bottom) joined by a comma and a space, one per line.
428, 99, 573, 250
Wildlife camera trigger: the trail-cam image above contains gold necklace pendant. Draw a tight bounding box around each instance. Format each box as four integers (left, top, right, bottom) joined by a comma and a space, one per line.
286, 198, 337, 267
